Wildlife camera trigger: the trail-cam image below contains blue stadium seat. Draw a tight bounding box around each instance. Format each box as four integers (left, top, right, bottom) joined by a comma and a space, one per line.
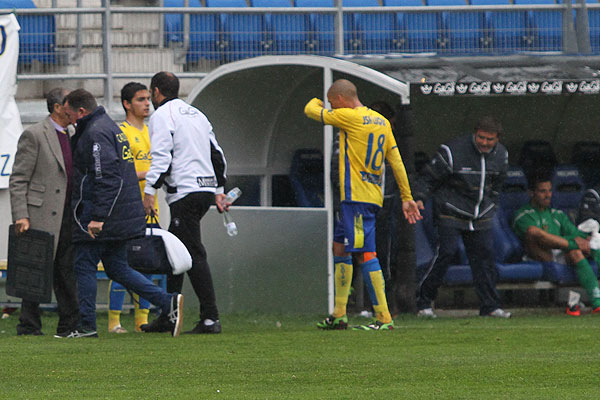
513, 0, 562, 51
551, 165, 585, 220
1, 0, 56, 64
289, 149, 324, 207
589, 9, 600, 52
543, 260, 598, 285
385, 0, 445, 52
416, 201, 544, 287
163, 0, 185, 45
498, 165, 530, 225
252, 0, 310, 54
428, 0, 487, 53
295, 0, 354, 54
207, 0, 267, 61
571, 141, 600, 187
471, 0, 532, 52
343, 0, 383, 53
163, 0, 222, 62
415, 220, 435, 270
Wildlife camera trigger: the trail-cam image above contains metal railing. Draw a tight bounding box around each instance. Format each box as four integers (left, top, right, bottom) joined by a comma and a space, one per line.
0, 1, 596, 106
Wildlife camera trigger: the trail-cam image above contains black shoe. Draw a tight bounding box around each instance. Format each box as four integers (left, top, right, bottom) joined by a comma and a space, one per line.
53, 328, 98, 338
17, 329, 44, 336
184, 319, 222, 334
140, 314, 173, 333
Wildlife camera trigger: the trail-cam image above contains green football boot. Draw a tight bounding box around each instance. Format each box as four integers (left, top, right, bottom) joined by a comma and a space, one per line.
352, 320, 394, 331
316, 315, 348, 330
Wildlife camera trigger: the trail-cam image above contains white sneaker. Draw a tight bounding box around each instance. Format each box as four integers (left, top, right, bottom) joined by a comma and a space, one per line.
417, 308, 437, 318
488, 308, 511, 318
109, 325, 128, 334
168, 293, 184, 338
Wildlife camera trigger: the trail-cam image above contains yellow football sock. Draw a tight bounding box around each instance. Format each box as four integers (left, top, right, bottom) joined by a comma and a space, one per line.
333, 256, 353, 318
108, 310, 121, 331
362, 258, 392, 324
135, 308, 150, 332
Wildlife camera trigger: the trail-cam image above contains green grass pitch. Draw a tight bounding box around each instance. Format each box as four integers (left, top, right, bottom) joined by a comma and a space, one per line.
0, 309, 598, 399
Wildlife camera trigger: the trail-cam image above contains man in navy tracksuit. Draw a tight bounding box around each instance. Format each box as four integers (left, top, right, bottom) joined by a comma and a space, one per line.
62, 89, 183, 338
413, 116, 511, 318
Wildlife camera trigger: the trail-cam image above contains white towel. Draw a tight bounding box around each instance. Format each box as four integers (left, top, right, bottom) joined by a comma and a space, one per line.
145, 228, 192, 275
577, 218, 600, 250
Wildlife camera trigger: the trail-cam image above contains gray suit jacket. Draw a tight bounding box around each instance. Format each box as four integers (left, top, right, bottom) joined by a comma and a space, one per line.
9, 116, 69, 256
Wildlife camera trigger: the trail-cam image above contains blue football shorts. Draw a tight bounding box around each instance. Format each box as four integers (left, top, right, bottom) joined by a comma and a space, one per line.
333, 201, 379, 253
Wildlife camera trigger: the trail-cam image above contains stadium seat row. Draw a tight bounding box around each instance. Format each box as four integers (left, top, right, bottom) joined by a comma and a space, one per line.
163, 0, 588, 61
5, 0, 600, 65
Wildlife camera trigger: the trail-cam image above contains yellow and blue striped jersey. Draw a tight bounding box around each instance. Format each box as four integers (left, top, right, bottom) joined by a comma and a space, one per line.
304, 98, 413, 207
120, 121, 159, 220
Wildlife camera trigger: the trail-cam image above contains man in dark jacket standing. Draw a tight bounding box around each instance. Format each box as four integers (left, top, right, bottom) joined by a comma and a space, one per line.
62, 89, 183, 338
413, 116, 511, 318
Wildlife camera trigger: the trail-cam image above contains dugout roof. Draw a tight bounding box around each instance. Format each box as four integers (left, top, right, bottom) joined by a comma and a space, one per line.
188, 54, 600, 185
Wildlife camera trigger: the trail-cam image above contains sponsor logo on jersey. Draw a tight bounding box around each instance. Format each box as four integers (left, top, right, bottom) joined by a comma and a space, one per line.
359, 171, 382, 186
197, 176, 217, 187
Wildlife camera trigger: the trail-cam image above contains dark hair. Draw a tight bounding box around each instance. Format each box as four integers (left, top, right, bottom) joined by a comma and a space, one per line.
121, 82, 148, 112
64, 88, 97, 112
527, 169, 553, 191
475, 116, 503, 136
150, 71, 179, 99
46, 88, 68, 114
369, 101, 395, 121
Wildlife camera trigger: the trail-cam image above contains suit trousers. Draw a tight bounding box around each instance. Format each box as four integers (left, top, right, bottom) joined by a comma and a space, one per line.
17, 208, 79, 335
416, 224, 501, 315
167, 192, 219, 321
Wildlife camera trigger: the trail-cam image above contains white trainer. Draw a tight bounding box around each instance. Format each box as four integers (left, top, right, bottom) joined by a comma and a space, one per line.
417, 308, 437, 319
488, 308, 512, 318
169, 293, 184, 337
109, 325, 128, 334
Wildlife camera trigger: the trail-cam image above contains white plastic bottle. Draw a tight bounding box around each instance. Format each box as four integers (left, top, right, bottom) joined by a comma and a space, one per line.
222, 187, 242, 236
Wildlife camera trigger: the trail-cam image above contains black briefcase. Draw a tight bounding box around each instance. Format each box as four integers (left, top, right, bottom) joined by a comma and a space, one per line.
6, 225, 55, 303
127, 223, 170, 274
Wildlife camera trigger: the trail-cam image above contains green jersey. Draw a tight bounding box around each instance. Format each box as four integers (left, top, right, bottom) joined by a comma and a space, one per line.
512, 203, 585, 241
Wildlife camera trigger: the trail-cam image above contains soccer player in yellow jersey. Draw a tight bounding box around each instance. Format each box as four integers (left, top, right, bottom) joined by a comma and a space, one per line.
108, 82, 158, 333
305, 79, 422, 330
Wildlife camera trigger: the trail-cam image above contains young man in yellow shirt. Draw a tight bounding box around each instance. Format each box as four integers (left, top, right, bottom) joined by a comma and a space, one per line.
108, 82, 158, 333
304, 79, 421, 330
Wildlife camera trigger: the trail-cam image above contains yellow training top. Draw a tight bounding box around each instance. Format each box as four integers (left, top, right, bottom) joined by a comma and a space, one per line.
304, 97, 413, 207
120, 121, 159, 221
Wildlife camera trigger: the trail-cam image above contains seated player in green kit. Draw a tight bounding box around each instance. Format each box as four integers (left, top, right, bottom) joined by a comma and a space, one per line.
513, 172, 600, 316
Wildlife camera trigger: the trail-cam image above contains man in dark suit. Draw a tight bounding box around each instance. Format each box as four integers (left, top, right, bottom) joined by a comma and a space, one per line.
9, 88, 79, 336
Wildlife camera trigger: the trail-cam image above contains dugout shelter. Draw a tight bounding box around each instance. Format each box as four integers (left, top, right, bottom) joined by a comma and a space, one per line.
188, 54, 600, 314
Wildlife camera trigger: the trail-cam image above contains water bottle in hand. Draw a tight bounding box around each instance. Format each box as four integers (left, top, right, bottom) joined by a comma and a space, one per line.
222, 187, 242, 236
225, 187, 242, 204
223, 211, 238, 236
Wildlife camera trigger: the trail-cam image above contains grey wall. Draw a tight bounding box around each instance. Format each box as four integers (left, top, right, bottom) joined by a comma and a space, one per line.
180, 207, 328, 314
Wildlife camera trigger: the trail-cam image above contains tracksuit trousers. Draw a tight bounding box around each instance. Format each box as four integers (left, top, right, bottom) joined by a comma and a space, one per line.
417, 225, 501, 315
167, 191, 219, 322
